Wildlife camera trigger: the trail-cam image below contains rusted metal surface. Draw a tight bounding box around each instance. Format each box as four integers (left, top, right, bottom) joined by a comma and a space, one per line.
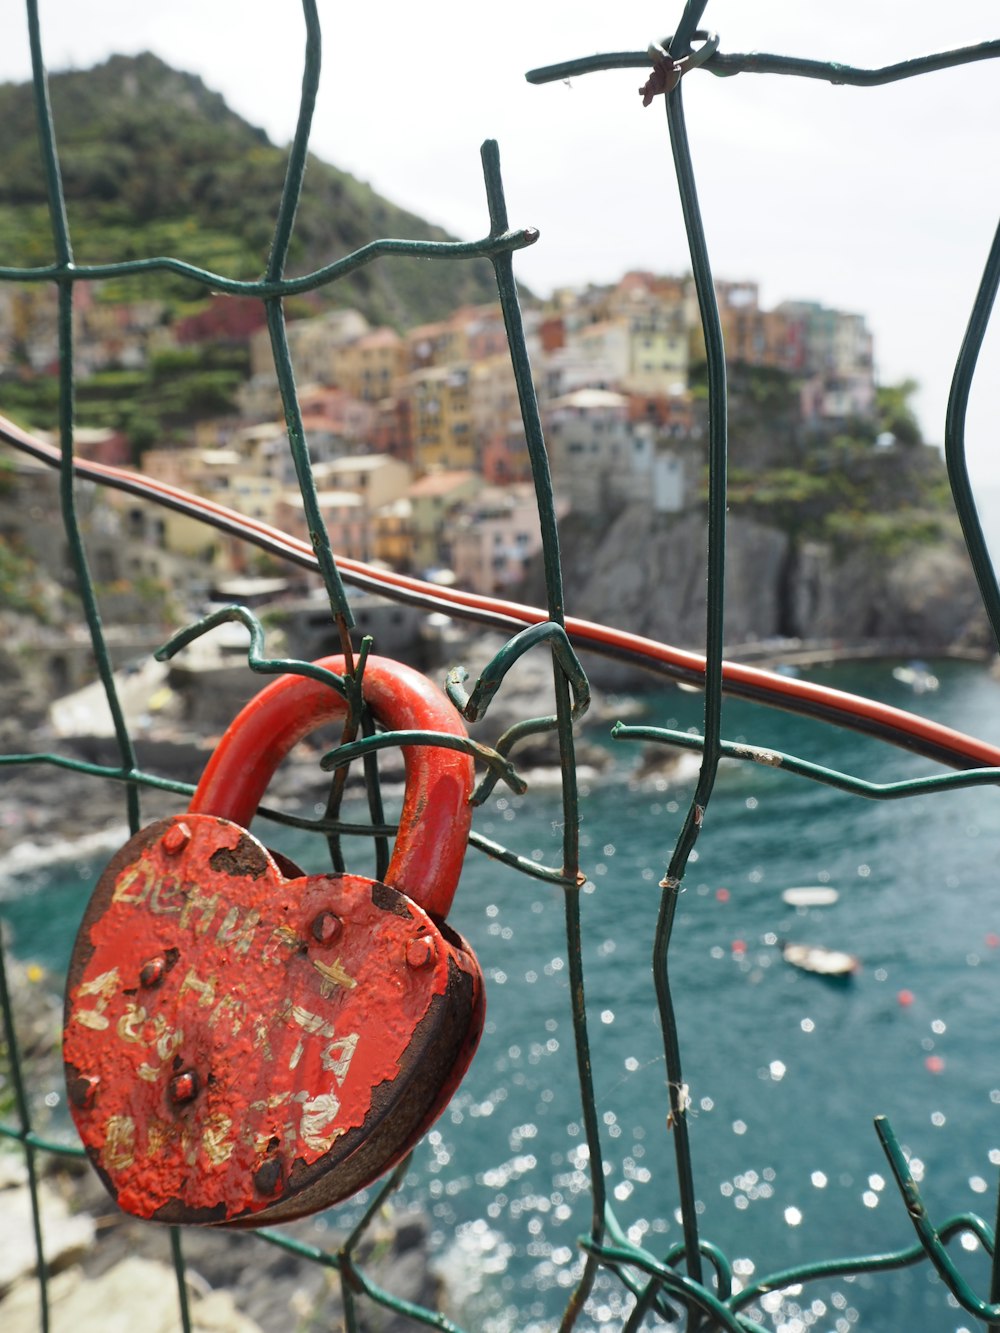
63, 658, 484, 1226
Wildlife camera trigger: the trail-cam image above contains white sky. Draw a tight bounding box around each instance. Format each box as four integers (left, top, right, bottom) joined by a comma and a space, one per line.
2, 2, 1000, 484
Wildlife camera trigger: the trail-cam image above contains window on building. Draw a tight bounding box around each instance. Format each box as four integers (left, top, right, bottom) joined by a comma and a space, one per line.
95, 550, 116, 582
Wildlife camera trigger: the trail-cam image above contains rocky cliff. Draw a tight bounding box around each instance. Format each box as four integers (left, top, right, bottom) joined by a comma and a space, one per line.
526, 369, 993, 684
550, 503, 987, 662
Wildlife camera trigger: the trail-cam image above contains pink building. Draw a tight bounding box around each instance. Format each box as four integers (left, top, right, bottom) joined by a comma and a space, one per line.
275, 489, 369, 562
450, 483, 566, 594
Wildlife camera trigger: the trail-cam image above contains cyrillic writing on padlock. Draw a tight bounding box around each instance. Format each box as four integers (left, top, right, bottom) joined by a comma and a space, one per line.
63, 657, 484, 1226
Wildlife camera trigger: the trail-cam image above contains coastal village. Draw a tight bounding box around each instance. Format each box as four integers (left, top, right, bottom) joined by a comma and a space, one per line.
3, 260, 923, 861
0, 270, 876, 648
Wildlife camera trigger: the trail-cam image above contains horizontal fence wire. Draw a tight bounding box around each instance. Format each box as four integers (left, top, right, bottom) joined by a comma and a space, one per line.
2, 1, 1000, 1329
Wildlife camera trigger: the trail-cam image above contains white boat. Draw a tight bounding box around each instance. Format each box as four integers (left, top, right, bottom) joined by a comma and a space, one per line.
781, 941, 860, 978
892, 662, 939, 693
781, 886, 839, 908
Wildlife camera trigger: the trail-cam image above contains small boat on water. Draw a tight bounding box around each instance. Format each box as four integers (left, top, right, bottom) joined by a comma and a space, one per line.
781, 885, 839, 908
892, 661, 939, 694
780, 940, 860, 978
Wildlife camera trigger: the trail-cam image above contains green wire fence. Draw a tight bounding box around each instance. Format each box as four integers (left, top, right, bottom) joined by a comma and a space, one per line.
2, 1, 1000, 1328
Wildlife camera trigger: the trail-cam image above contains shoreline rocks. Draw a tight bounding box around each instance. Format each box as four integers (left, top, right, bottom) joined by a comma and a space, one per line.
0, 1149, 443, 1332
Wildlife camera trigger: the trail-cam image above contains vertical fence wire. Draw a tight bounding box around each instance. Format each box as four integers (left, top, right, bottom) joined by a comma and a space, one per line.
479, 139, 608, 1329
26, 0, 143, 841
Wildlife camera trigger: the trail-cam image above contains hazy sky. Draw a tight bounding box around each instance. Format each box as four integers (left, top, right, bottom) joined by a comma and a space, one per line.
3, 2, 999, 485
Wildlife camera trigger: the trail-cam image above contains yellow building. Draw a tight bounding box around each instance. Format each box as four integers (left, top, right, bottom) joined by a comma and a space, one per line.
404, 365, 475, 473
404, 319, 469, 372
371, 497, 414, 571
312, 454, 413, 512
330, 327, 406, 402
407, 469, 482, 572
624, 306, 689, 393
138, 446, 283, 572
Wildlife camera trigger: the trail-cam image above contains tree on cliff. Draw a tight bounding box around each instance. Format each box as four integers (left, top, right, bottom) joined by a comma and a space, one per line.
875, 379, 923, 448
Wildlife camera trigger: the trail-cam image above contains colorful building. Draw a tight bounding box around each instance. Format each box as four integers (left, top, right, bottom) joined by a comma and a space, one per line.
404, 364, 474, 472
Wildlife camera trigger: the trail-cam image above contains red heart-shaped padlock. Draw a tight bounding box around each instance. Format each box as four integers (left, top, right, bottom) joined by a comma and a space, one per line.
63, 656, 484, 1226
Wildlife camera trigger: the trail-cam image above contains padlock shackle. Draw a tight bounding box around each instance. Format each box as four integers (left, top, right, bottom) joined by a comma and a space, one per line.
187, 656, 473, 920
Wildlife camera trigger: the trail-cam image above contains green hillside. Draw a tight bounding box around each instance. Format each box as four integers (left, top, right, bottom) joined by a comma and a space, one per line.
0, 52, 499, 326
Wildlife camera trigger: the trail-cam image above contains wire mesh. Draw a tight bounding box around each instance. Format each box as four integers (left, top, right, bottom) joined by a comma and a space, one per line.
2, 1, 1000, 1328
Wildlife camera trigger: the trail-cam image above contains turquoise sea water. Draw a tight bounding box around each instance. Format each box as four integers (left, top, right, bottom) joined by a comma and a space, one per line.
3, 658, 1000, 1331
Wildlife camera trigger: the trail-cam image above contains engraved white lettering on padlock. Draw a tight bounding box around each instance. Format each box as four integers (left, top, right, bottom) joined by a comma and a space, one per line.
73, 968, 120, 1030
311, 956, 357, 991
179, 887, 220, 933
178, 967, 216, 1007
102, 1114, 136, 1170
210, 992, 246, 1035
251, 1015, 273, 1060
216, 904, 260, 954
202, 1112, 235, 1167
146, 1116, 175, 1156
113, 861, 154, 906
261, 924, 300, 965
287, 1002, 335, 1071
299, 1092, 342, 1153
323, 1033, 359, 1081
116, 1001, 146, 1043
137, 1017, 185, 1082
156, 1016, 183, 1058
150, 874, 184, 914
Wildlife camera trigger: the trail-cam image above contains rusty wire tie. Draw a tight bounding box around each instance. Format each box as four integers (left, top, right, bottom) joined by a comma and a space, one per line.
639, 29, 720, 105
